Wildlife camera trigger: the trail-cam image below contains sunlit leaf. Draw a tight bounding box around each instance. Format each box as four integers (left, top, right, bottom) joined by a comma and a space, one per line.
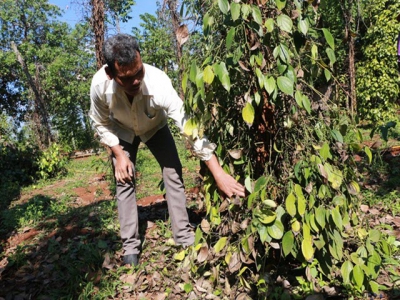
277, 76, 294, 96
218, 0, 230, 14
277, 14, 293, 33
275, 0, 286, 10
203, 65, 215, 84
264, 18, 274, 32
322, 28, 335, 50
226, 27, 236, 49
298, 18, 309, 35
341, 260, 353, 284
254, 176, 267, 193
282, 231, 294, 256
286, 193, 297, 217
252, 5, 262, 25
183, 118, 197, 136
214, 237, 228, 253
331, 206, 343, 230
301, 239, 314, 262
242, 102, 255, 125
364, 146, 372, 164
326, 48, 336, 65
264, 76, 276, 95
267, 220, 284, 240
174, 250, 186, 261
352, 265, 364, 288
231, 2, 241, 21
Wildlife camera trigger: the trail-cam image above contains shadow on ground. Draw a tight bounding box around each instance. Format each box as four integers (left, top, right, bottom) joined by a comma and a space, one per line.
0, 190, 204, 299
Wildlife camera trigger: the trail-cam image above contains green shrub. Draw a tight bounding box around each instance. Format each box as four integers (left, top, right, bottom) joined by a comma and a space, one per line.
37, 143, 69, 179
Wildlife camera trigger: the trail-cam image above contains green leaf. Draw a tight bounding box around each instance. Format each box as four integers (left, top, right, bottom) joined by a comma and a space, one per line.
301, 238, 314, 262
331, 130, 343, 143
319, 143, 332, 160
242, 102, 255, 125
214, 237, 228, 253
264, 76, 276, 95
218, 0, 230, 14
267, 220, 284, 240
189, 61, 198, 83
302, 95, 311, 114
226, 27, 235, 49
295, 91, 303, 108
245, 176, 252, 193
332, 206, 343, 230
277, 14, 293, 33
285, 193, 297, 217
311, 44, 318, 61
297, 196, 306, 216
264, 18, 274, 32
369, 229, 381, 243
315, 206, 326, 229
352, 265, 364, 288
183, 118, 198, 136
203, 66, 215, 84
341, 260, 353, 284
256, 68, 264, 89
277, 76, 294, 96
298, 18, 309, 35
322, 28, 335, 50
275, 0, 286, 10
183, 283, 193, 293
369, 281, 379, 294
364, 146, 372, 164
182, 72, 188, 93
252, 5, 262, 25
195, 227, 203, 245
324, 69, 331, 82
326, 48, 336, 65
174, 250, 186, 261
282, 231, 294, 257
231, 2, 241, 21
258, 225, 269, 243
254, 176, 267, 193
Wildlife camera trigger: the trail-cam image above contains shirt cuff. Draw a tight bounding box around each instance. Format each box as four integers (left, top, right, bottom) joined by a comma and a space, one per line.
192, 138, 217, 161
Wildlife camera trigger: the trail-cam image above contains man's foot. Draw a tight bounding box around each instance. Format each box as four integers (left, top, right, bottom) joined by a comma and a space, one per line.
123, 254, 139, 266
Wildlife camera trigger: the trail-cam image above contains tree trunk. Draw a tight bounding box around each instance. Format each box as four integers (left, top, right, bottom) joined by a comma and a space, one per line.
340, 0, 357, 117
11, 41, 53, 149
163, 0, 185, 99
91, 0, 105, 70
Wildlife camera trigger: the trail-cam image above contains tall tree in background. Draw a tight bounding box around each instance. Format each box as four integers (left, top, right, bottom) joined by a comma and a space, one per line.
90, 0, 105, 69
0, 0, 62, 148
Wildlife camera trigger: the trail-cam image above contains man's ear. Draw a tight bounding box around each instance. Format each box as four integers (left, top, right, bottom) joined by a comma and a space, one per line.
105, 66, 114, 80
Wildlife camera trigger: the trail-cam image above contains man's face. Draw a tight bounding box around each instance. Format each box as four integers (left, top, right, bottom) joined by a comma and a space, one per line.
107, 51, 145, 97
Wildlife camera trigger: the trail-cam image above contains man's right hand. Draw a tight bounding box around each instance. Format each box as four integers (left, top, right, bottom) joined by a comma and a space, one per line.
111, 145, 133, 184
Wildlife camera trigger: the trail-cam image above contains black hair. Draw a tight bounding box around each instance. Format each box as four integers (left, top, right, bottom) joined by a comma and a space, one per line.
103, 34, 140, 73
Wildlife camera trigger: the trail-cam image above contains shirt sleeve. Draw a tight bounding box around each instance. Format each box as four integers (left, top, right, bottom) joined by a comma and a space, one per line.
89, 81, 120, 147
158, 73, 216, 161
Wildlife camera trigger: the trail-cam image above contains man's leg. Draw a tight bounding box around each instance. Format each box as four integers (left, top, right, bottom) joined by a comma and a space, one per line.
112, 138, 142, 256
145, 125, 194, 246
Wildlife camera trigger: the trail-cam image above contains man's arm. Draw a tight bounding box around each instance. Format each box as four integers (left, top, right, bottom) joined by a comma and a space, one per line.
110, 145, 134, 184
204, 155, 246, 198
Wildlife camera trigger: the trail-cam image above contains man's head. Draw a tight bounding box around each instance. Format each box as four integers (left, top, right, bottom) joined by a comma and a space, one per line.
103, 34, 145, 97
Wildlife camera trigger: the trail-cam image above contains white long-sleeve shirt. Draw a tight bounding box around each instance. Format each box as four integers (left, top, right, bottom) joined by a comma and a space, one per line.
89, 64, 216, 161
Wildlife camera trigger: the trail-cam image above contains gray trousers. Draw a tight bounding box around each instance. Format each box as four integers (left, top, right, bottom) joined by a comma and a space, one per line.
112, 125, 194, 255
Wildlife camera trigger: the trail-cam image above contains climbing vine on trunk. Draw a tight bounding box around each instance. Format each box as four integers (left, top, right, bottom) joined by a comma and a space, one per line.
178, 0, 398, 298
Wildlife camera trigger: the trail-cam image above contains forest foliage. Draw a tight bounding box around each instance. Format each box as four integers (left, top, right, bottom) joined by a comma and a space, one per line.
0, 0, 400, 298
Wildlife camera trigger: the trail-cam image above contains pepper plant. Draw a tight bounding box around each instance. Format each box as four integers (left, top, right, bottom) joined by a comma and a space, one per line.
178, 0, 399, 298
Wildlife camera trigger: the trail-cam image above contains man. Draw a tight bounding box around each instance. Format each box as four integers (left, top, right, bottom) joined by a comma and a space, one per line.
89, 34, 245, 266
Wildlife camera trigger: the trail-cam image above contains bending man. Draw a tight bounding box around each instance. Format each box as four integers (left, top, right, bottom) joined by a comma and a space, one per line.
89, 34, 245, 266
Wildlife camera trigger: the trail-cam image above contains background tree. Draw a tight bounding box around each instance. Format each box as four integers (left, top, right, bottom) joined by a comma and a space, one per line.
355, 0, 400, 121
